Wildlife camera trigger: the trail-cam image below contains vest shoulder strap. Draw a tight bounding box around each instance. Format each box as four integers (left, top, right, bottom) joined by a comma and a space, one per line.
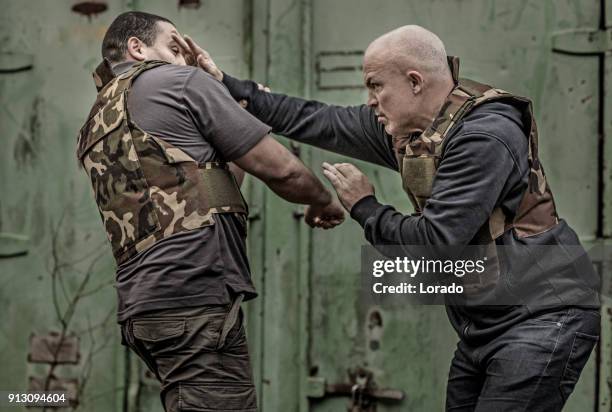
76, 61, 168, 160
421, 79, 533, 154
99, 60, 168, 102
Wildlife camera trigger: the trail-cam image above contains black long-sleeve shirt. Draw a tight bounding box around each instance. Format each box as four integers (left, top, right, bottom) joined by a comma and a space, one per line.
223, 74, 528, 246
222, 74, 599, 342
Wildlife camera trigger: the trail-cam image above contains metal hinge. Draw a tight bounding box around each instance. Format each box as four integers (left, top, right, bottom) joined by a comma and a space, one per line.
552, 28, 612, 55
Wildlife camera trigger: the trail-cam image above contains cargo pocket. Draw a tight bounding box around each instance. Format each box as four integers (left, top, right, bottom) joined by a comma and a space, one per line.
179, 382, 257, 411
132, 320, 186, 355
559, 332, 598, 402
131, 319, 186, 380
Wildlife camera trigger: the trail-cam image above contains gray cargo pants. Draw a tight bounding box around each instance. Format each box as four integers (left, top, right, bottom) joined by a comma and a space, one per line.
120, 295, 257, 411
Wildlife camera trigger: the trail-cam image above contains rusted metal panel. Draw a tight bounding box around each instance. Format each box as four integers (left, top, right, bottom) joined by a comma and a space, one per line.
28, 332, 80, 365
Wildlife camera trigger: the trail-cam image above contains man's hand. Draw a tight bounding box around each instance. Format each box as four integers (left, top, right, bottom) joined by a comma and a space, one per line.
304, 200, 345, 229
172, 33, 224, 82
172, 33, 270, 109
322, 162, 375, 212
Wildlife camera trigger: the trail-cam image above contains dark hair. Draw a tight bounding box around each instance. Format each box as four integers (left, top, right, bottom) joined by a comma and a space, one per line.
101, 11, 174, 63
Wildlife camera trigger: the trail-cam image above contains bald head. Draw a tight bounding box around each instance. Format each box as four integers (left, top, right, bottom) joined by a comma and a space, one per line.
365, 25, 450, 79
362, 26, 455, 136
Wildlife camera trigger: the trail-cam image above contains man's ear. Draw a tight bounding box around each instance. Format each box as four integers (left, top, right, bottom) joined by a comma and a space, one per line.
126, 37, 146, 61
406, 70, 424, 95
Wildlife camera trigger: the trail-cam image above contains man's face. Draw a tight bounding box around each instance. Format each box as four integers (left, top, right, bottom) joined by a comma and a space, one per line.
140, 21, 186, 65
363, 52, 421, 137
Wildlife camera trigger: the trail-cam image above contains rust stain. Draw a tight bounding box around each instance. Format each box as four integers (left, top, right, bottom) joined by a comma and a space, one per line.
71, 1, 107, 17
178, 0, 201, 9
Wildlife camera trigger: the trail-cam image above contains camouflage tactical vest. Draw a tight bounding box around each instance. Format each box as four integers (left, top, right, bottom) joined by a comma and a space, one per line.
394, 57, 558, 243
393, 57, 559, 294
76, 60, 248, 265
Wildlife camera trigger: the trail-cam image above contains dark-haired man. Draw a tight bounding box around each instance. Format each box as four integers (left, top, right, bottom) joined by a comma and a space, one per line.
77, 11, 344, 412
194, 25, 601, 411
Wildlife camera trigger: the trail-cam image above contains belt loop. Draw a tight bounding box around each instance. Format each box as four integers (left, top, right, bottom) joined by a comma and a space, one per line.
217, 294, 244, 350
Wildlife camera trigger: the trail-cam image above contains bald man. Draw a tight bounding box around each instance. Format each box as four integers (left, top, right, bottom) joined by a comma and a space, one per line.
184, 26, 600, 410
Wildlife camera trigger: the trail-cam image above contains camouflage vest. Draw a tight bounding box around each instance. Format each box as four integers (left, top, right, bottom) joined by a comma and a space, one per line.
76, 60, 248, 265
394, 57, 559, 294
394, 57, 558, 243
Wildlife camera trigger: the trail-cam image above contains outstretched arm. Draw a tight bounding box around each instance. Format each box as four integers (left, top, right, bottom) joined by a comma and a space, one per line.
180, 54, 344, 229
173, 34, 398, 171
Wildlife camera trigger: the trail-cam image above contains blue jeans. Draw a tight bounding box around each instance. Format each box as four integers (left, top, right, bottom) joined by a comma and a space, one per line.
446, 307, 600, 411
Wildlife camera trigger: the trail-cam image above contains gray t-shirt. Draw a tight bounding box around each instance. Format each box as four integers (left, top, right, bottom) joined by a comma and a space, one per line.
113, 62, 270, 322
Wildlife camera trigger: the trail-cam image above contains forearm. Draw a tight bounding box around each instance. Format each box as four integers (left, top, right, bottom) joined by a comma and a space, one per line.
222, 74, 398, 169
351, 196, 449, 245
265, 158, 332, 206
228, 162, 245, 187
348, 133, 520, 246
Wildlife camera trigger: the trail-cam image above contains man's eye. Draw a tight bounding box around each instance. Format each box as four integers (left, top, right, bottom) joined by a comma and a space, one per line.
171, 47, 179, 54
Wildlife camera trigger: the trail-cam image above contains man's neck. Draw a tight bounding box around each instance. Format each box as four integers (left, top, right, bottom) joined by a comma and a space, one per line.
427, 78, 456, 122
